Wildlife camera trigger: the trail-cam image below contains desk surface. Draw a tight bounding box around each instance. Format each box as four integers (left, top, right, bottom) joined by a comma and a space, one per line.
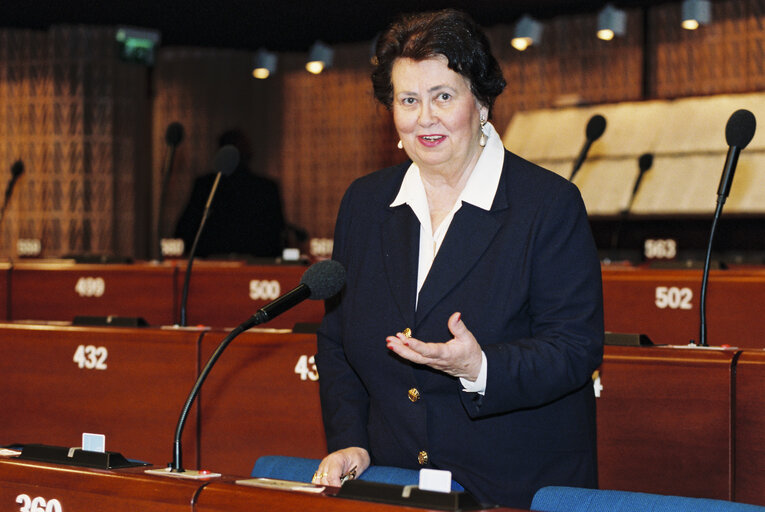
0, 458, 524, 512
9, 261, 177, 325
7, 260, 326, 328
602, 265, 765, 348
732, 351, 765, 505
0, 323, 203, 468
198, 328, 327, 475
597, 345, 736, 500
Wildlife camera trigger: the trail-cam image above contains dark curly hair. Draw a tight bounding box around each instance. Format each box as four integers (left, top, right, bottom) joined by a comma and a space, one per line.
371, 9, 506, 117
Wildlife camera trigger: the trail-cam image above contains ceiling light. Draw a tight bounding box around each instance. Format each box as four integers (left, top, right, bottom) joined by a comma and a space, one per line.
681, 0, 711, 30
252, 48, 277, 79
306, 41, 333, 74
511, 15, 543, 51
597, 4, 627, 41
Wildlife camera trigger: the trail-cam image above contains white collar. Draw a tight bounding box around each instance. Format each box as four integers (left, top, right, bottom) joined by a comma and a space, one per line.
390, 121, 504, 212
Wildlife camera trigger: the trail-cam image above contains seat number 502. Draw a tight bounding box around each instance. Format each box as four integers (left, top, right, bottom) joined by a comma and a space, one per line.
655, 286, 693, 310
15, 495, 62, 512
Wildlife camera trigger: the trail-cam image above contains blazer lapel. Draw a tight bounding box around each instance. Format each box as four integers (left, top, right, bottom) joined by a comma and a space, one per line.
415, 204, 501, 325
415, 154, 512, 326
381, 205, 419, 329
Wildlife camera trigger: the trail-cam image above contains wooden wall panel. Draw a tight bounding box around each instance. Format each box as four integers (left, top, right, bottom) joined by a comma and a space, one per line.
0, 26, 148, 259
4, 2, 765, 257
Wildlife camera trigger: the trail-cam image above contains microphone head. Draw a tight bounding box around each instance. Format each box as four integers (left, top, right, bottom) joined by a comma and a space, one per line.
726, 109, 756, 149
638, 153, 654, 173
11, 160, 24, 178
214, 145, 240, 176
165, 122, 184, 146
586, 114, 607, 142
300, 259, 346, 300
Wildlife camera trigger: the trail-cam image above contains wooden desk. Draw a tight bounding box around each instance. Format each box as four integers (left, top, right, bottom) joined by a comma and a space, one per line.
0, 457, 524, 512
175, 261, 326, 329
601, 266, 765, 348
733, 350, 765, 505
597, 345, 735, 500
9, 261, 177, 325
198, 329, 327, 476
0, 261, 9, 321
197, 480, 524, 512
0, 458, 206, 512
0, 324, 202, 468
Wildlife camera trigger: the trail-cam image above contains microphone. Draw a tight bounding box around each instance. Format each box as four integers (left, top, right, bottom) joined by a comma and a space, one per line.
169, 259, 346, 473
611, 153, 654, 252
570, 114, 606, 181
178, 145, 239, 326
698, 109, 756, 347
157, 122, 184, 261
0, 160, 24, 225
625, 152, 654, 213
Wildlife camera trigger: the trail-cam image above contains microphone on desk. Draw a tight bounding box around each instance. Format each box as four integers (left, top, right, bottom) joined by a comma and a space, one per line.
611, 153, 654, 251
697, 109, 756, 347
178, 145, 239, 326
0, 160, 24, 225
157, 122, 185, 261
169, 259, 345, 473
570, 114, 606, 181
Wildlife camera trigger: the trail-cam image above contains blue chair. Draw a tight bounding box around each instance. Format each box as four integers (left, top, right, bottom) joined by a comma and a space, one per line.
251, 455, 463, 491
531, 486, 765, 512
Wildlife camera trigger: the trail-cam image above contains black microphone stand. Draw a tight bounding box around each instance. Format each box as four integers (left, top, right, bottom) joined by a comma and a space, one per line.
179, 172, 224, 327
170, 321, 247, 471
698, 198, 725, 347
157, 127, 183, 262
178, 145, 239, 326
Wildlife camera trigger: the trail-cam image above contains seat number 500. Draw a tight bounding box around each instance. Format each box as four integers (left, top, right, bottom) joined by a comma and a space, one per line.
15, 495, 62, 512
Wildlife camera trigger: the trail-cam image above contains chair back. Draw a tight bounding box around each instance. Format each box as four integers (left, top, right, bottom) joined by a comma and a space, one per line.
531, 486, 765, 512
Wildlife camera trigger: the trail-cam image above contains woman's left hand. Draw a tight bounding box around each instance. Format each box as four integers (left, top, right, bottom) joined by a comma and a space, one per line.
385, 312, 482, 381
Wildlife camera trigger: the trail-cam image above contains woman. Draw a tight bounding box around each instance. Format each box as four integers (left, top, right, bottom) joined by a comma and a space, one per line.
313, 9, 603, 509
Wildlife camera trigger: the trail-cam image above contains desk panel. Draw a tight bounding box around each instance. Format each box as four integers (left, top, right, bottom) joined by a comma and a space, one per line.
0, 261, 9, 321
0, 458, 203, 512
0, 324, 202, 468
597, 345, 735, 499
9, 262, 176, 325
198, 330, 326, 476
602, 266, 765, 347
733, 350, 765, 505
197, 480, 523, 512
176, 261, 326, 328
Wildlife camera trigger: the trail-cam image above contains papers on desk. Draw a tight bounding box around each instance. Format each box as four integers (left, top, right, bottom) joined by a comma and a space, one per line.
236, 477, 325, 493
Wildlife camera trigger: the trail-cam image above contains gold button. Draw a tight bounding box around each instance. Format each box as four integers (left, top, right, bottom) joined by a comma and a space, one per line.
418, 451, 429, 465
408, 388, 420, 402
403, 328, 412, 338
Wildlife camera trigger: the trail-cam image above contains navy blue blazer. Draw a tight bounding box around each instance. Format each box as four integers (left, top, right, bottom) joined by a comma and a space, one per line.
316, 150, 604, 509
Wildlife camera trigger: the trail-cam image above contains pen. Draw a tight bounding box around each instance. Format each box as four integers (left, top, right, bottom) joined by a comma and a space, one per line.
339, 465, 357, 485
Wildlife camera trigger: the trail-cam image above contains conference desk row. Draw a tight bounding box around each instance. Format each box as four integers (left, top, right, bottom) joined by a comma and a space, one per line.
1, 260, 765, 347
0, 259, 325, 329
1, 323, 763, 507
0, 457, 524, 512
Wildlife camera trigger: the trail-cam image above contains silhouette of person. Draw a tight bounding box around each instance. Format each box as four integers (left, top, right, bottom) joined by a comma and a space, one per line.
174, 129, 286, 258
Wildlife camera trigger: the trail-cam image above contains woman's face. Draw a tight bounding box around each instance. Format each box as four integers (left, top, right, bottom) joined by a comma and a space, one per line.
391, 55, 488, 176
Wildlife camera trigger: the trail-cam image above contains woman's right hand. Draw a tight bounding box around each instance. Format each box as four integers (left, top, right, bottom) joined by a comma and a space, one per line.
312, 447, 370, 487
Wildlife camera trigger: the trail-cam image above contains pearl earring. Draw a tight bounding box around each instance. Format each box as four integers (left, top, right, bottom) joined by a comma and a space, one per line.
479, 116, 488, 147
397, 140, 403, 149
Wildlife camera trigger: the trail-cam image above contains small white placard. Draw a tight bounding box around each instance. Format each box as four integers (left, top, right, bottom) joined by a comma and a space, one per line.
82, 433, 105, 453
282, 247, 300, 261
418, 468, 452, 493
